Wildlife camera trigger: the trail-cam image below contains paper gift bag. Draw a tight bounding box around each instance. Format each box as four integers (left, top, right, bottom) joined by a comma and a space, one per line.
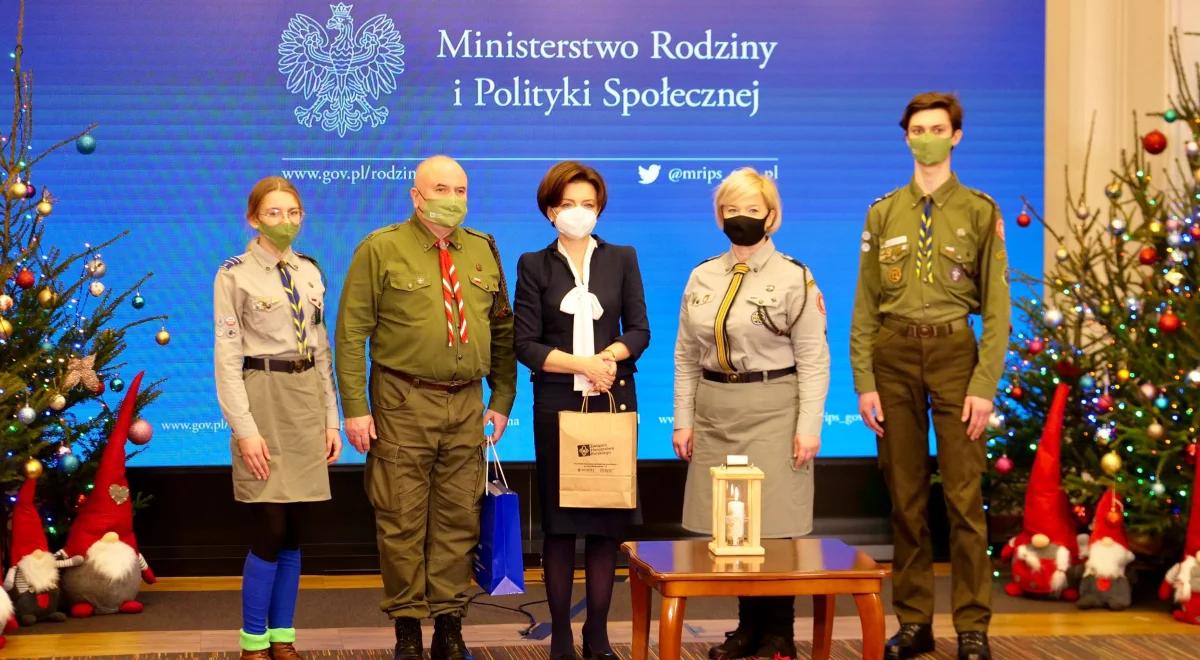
559, 392, 638, 509
473, 444, 525, 596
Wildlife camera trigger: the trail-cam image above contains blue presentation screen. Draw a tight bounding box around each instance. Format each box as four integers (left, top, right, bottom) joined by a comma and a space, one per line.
25, 1, 1043, 465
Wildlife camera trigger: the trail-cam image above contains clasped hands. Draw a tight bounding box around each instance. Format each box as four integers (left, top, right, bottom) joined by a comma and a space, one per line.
581, 352, 618, 394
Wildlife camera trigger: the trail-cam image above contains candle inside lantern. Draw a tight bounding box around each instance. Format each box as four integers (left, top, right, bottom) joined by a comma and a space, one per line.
726, 483, 746, 545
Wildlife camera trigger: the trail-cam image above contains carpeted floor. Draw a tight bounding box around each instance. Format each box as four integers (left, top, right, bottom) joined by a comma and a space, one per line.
10, 574, 1171, 635
41, 635, 1200, 659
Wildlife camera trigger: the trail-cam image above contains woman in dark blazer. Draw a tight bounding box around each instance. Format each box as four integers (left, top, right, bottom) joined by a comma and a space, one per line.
514, 161, 650, 660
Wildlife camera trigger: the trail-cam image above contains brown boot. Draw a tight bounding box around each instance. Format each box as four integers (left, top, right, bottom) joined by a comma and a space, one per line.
239, 650, 271, 660
270, 642, 303, 659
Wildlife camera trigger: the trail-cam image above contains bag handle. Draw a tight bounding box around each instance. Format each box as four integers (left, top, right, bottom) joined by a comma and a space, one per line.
579, 390, 617, 414
487, 441, 508, 488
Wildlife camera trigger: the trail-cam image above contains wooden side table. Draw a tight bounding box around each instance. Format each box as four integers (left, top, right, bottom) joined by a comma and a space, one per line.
623, 538, 886, 660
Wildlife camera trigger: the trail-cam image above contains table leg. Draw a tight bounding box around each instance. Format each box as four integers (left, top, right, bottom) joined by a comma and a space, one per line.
853, 592, 885, 660
812, 594, 835, 660
629, 568, 651, 660
658, 596, 687, 660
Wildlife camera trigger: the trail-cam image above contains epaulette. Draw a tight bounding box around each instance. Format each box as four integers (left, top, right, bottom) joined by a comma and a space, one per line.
780, 254, 808, 270
463, 227, 512, 320
364, 223, 403, 241
967, 188, 1000, 210
220, 256, 244, 271
696, 254, 722, 268
869, 187, 901, 209
294, 251, 326, 286
462, 226, 494, 242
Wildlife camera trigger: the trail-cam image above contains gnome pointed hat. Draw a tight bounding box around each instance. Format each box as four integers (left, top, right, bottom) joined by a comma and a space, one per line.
1089, 488, 1129, 549
64, 371, 144, 558
1021, 382, 1078, 553
10, 474, 50, 562
1186, 462, 1200, 560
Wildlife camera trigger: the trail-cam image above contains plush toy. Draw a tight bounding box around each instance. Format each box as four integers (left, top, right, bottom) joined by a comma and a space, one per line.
3, 474, 72, 624
1160, 463, 1200, 624
0, 588, 15, 648
1077, 489, 1135, 610
1001, 382, 1082, 601
60, 372, 157, 617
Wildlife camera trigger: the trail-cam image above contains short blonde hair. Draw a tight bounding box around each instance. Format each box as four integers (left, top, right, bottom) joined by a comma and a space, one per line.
713, 167, 782, 234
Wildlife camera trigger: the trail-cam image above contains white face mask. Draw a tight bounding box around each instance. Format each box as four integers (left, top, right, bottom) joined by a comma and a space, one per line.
553, 206, 597, 240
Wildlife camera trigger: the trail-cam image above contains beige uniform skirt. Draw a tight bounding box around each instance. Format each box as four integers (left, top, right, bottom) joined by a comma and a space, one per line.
231, 366, 331, 503
682, 378, 813, 538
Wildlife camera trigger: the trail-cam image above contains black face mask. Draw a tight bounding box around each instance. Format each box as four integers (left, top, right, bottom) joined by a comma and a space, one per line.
722, 214, 768, 246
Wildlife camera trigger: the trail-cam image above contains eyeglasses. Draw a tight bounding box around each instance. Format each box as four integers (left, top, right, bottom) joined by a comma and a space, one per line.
259, 208, 304, 221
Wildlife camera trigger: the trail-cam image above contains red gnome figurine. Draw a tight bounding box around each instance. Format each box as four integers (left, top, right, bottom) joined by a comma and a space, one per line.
1001, 382, 1083, 601
1077, 489, 1134, 610
1160, 463, 1200, 624
4, 473, 73, 624
60, 372, 157, 617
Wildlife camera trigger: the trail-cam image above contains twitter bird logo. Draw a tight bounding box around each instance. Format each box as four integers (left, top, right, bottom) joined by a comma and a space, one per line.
637, 164, 661, 184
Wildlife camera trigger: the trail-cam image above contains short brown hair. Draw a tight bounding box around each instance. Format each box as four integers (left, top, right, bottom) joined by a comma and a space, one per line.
246, 175, 303, 219
899, 92, 963, 131
536, 161, 607, 218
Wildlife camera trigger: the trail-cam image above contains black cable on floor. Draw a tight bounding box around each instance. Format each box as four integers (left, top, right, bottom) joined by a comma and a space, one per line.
466, 589, 547, 637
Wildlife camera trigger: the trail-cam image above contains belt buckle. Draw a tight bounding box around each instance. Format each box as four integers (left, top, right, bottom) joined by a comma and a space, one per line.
917, 324, 934, 338
290, 359, 306, 372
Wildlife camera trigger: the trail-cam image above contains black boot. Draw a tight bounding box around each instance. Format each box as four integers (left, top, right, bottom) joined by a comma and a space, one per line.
754, 596, 796, 659
957, 631, 990, 660
709, 597, 761, 659
431, 614, 474, 660
884, 623, 934, 660
393, 617, 422, 660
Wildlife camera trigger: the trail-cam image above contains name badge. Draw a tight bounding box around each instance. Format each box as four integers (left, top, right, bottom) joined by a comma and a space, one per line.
883, 236, 908, 248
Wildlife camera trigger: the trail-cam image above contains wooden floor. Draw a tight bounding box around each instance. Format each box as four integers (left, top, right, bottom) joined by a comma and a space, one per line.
2, 571, 1198, 658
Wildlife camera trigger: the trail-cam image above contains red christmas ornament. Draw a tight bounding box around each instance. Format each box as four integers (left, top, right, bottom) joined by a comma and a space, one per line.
1138, 246, 1159, 265
14, 268, 34, 289
1055, 359, 1082, 380
1187, 442, 1197, 465
1190, 225, 1200, 240
995, 455, 1014, 475
1027, 338, 1045, 355
1096, 394, 1114, 413
1074, 504, 1089, 525
1159, 310, 1182, 333
1011, 385, 1025, 400
1016, 212, 1032, 228
91, 380, 104, 395
1142, 129, 1168, 154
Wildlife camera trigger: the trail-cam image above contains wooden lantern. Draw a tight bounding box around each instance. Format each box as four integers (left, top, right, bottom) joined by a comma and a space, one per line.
709, 455, 765, 556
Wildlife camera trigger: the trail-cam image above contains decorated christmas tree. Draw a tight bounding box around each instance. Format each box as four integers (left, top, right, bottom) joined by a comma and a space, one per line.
0, 0, 166, 554
986, 31, 1200, 559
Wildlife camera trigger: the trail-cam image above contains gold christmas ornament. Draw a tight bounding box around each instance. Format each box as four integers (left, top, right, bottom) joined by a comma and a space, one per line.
49, 394, 66, 411
155, 329, 171, 346
1104, 180, 1122, 200
0, 317, 12, 339
8, 181, 27, 199
1074, 202, 1090, 220
0, 293, 12, 311
23, 458, 43, 479
1148, 220, 1164, 235
1147, 422, 1165, 440
36, 287, 56, 307
1117, 368, 1131, 382
1100, 451, 1123, 475
35, 200, 51, 216
1055, 247, 1069, 262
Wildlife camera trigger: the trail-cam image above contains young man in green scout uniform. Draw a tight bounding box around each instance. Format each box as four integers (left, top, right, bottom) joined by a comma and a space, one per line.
850, 93, 1010, 660
336, 155, 517, 660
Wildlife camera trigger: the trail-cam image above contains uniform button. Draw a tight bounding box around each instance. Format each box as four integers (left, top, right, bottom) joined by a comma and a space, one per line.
619, 379, 626, 387
619, 404, 627, 411
924, 303, 931, 308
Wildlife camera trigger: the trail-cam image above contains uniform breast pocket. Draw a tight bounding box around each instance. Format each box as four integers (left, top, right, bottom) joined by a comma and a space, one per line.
744, 294, 789, 336
878, 242, 912, 288
465, 273, 499, 325
382, 268, 434, 322
939, 244, 977, 288
245, 297, 289, 338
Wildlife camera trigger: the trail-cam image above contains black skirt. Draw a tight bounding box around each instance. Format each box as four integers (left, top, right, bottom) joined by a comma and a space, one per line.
533, 375, 643, 538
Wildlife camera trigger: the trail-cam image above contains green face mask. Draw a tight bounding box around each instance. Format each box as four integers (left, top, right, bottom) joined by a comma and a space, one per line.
909, 134, 954, 166
258, 221, 300, 251
419, 195, 468, 228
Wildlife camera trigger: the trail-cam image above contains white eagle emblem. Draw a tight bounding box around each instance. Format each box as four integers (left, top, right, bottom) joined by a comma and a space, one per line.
277, 3, 405, 137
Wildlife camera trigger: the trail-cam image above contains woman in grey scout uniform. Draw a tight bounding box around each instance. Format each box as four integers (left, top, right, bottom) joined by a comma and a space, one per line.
514, 161, 650, 660
673, 168, 830, 660
213, 176, 342, 660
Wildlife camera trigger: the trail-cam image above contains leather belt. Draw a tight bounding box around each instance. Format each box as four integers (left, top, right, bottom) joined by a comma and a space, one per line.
883, 315, 970, 338
243, 356, 314, 373
702, 366, 796, 384
377, 364, 479, 393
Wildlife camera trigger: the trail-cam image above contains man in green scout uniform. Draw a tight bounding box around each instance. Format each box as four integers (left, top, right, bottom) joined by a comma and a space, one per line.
336, 155, 516, 660
850, 93, 1009, 660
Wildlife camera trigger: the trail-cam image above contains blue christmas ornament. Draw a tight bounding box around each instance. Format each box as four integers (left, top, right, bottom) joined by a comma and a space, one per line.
1154, 395, 1169, 409
39, 340, 53, 352
75, 134, 96, 154
131, 294, 145, 310
1079, 375, 1096, 390
109, 377, 124, 393
60, 453, 80, 474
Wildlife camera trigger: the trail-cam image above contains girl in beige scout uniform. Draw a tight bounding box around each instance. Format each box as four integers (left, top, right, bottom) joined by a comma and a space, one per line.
673, 168, 830, 660
213, 176, 342, 660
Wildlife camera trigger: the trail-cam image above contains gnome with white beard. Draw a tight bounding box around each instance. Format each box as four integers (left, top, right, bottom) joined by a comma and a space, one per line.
1077, 489, 1135, 610
3, 473, 74, 624
60, 372, 157, 617
1001, 382, 1083, 601
1159, 463, 1200, 624
0, 588, 15, 648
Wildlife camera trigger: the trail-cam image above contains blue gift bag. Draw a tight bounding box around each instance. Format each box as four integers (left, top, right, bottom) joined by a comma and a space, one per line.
474, 444, 525, 595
